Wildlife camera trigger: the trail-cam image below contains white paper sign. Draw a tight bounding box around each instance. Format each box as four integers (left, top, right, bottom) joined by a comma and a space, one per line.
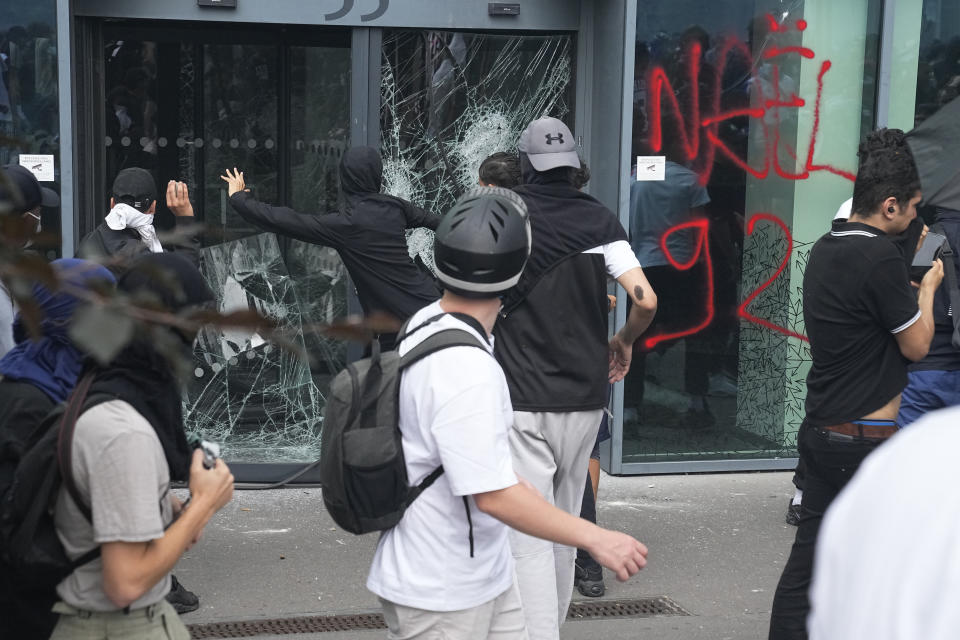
19, 154, 55, 182
636, 156, 666, 181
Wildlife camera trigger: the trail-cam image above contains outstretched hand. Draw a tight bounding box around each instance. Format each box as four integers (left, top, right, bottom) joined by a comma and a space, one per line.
220, 168, 248, 197
166, 180, 194, 217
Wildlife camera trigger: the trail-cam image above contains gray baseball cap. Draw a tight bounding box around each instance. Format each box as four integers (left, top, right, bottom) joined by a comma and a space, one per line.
518, 117, 581, 171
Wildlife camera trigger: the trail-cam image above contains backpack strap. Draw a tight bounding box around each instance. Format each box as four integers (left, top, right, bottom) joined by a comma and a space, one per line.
396, 313, 447, 344
931, 224, 960, 350
55, 376, 115, 570
403, 466, 445, 509
56, 373, 96, 523
397, 325, 488, 556
357, 325, 488, 432
398, 327, 488, 370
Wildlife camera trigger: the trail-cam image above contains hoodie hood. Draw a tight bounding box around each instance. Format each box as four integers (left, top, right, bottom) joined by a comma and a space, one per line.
340, 146, 383, 197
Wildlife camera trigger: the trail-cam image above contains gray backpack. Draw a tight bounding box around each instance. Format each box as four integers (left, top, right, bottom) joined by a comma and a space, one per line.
319, 313, 487, 534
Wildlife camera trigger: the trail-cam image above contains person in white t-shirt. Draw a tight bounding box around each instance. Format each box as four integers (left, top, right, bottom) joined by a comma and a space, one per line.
367, 187, 649, 640
809, 405, 960, 640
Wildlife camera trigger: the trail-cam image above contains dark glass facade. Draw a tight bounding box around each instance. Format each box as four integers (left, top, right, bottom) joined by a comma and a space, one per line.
621, 0, 884, 468
97, 24, 352, 463
1, 0, 60, 259
1, 0, 956, 474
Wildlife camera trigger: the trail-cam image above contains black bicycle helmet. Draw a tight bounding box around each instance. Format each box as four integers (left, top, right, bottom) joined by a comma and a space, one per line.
434, 186, 531, 298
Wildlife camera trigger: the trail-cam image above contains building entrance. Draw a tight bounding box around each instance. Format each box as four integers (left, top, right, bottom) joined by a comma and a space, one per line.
88, 21, 353, 467
99, 22, 350, 237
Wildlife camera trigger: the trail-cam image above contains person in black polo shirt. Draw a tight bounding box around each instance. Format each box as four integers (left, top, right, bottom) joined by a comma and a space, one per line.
768, 129, 944, 640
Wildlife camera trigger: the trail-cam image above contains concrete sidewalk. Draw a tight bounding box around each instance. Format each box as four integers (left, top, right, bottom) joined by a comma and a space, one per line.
172, 471, 797, 639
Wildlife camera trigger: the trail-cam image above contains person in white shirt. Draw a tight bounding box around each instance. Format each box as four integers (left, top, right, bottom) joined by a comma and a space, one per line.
809, 405, 960, 640
367, 187, 648, 640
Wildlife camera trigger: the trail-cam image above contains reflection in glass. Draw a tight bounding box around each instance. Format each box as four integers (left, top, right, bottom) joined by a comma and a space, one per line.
290, 46, 350, 213
203, 44, 279, 239
1, 1, 61, 255
381, 31, 574, 266
915, 0, 960, 127
624, 0, 882, 464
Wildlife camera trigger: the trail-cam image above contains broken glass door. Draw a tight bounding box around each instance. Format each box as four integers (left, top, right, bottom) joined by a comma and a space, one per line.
101, 24, 350, 464
380, 31, 575, 266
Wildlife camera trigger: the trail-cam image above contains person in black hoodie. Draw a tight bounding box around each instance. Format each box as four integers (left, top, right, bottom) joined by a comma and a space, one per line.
222, 146, 441, 350
493, 117, 657, 640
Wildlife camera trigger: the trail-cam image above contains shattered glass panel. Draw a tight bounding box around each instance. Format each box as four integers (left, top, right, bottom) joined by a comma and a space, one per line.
381, 31, 575, 267
184, 233, 323, 463
285, 238, 349, 388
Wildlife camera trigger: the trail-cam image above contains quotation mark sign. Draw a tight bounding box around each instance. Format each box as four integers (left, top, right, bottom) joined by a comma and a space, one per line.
324, 0, 389, 21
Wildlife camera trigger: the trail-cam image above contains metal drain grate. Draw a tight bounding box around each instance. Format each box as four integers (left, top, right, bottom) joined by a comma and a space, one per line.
188, 613, 386, 638
567, 596, 689, 619
187, 597, 688, 637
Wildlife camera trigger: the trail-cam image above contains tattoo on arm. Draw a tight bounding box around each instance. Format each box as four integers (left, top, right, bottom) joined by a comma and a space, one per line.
634, 285, 645, 301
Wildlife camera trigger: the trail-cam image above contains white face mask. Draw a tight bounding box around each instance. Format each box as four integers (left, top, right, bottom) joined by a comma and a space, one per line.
105, 202, 163, 253
21, 210, 41, 248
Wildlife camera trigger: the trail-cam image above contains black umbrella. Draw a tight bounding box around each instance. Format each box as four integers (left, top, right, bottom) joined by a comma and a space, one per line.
906, 96, 960, 210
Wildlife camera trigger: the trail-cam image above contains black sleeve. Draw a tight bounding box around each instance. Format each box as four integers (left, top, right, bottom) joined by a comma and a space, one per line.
397, 198, 440, 231
75, 230, 96, 260
860, 253, 921, 333
165, 216, 202, 267
229, 191, 345, 247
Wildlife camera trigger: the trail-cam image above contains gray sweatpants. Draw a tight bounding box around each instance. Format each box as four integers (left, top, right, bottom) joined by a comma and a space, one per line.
379, 581, 527, 640
508, 409, 603, 640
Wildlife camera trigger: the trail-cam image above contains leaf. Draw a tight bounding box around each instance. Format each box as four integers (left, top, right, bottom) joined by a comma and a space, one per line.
156, 223, 210, 248
68, 304, 135, 365
264, 331, 313, 366
9, 253, 58, 289
320, 312, 401, 342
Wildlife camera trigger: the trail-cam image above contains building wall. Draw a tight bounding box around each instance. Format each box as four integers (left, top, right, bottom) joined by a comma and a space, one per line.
2, 0, 957, 476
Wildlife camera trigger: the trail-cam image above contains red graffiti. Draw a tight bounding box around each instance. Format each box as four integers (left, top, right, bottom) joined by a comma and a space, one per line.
736, 214, 810, 342
762, 46, 815, 60
645, 15, 855, 187
643, 219, 715, 350
647, 42, 705, 166
764, 15, 807, 33
638, 15, 844, 344
643, 215, 809, 347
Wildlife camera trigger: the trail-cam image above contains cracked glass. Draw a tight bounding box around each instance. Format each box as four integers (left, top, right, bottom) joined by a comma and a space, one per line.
99, 28, 351, 466
185, 233, 324, 463
381, 30, 575, 267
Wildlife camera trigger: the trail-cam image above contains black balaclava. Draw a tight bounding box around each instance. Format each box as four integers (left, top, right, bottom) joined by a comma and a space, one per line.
88, 253, 214, 481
